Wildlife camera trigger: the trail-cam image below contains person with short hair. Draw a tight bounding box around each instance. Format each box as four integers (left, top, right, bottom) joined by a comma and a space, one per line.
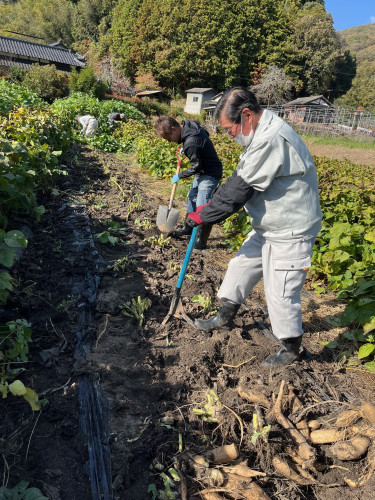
155, 116, 222, 249
186, 87, 322, 366
108, 112, 126, 128
75, 115, 98, 137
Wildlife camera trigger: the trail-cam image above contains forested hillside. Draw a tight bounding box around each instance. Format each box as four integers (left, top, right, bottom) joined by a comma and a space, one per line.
337, 24, 375, 110
0, 0, 356, 101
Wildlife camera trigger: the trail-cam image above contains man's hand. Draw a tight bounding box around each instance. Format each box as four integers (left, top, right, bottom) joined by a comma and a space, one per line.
186, 212, 204, 227
172, 174, 180, 184
186, 203, 210, 227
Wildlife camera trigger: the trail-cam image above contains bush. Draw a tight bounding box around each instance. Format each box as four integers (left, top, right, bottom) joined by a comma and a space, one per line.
0, 79, 44, 114
69, 66, 108, 99
22, 65, 69, 103
8, 66, 25, 84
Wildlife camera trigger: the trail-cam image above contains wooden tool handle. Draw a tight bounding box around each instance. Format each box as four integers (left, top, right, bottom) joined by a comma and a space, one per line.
167, 151, 184, 211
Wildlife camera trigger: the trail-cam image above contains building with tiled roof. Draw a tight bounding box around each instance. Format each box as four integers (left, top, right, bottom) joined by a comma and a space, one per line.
0, 36, 85, 73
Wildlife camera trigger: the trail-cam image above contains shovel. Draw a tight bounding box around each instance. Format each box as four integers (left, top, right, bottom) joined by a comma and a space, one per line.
162, 226, 198, 326
156, 150, 185, 233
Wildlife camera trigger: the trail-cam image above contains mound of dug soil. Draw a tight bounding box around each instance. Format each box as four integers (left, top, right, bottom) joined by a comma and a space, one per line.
1, 145, 374, 500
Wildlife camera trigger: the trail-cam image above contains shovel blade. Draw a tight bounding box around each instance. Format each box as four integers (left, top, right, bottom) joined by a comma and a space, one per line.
156, 205, 180, 232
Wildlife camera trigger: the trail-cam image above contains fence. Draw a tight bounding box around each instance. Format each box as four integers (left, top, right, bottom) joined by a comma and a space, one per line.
267, 105, 375, 142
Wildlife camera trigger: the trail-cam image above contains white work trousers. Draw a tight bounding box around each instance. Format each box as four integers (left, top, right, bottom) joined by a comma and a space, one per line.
218, 230, 315, 340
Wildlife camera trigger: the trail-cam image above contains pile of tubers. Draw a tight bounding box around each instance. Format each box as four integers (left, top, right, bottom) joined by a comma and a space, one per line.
192, 380, 375, 498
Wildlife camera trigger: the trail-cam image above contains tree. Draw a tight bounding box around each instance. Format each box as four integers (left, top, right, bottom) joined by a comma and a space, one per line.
251, 65, 294, 105
69, 66, 108, 99
285, 1, 354, 95
22, 64, 69, 102
0, 0, 75, 46
134, 72, 161, 92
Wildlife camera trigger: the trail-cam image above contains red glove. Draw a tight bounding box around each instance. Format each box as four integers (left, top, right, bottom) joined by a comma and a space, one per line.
186, 211, 204, 227
196, 201, 210, 213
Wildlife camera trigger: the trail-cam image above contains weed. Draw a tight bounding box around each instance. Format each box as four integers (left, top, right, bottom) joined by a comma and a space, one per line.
143, 234, 174, 251
250, 413, 271, 444
193, 389, 222, 423
94, 231, 120, 245
192, 294, 215, 313
0, 480, 48, 499
134, 217, 152, 230
121, 296, 151, 327
0, 319, 40, 411
108, 256, 135, 273
52, 240, 62, 253
56, 294, 75, 311
126, 193, 143, 220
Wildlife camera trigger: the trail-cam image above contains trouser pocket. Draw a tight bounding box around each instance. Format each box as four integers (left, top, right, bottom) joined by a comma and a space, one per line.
271, 240, 312, 299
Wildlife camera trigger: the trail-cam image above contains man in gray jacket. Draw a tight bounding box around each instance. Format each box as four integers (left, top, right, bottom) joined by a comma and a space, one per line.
186, 87, 322, 366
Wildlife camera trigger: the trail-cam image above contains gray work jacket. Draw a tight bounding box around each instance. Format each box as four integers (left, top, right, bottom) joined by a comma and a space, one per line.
238, 109, 322, 241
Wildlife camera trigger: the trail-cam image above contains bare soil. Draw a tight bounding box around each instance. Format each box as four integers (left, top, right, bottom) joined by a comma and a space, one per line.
1, 144, 374, 500
304, 139, 375, 167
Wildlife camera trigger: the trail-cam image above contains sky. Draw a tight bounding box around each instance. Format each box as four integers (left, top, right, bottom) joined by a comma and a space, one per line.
324, 0, 375, 31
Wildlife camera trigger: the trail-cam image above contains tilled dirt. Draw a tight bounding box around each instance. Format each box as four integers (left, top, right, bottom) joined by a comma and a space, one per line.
1, 145, 374, 500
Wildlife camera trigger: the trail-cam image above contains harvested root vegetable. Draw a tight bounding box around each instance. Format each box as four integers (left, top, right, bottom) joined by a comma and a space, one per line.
361, 401, 375, 425
222, 464, 266, 478
348, 422, 375, 439
238, 386, 270, 407
296, 420, 310, 439
288, 385, 303, 413
200, 491, 225, 500
274, 380, 316, 465
224, 474, 271, 500
191, 455, 210, 467
205, 443, 238, 465
272, 456, 314, 486
331, 436, 370, 461
310, 428, 350, 444
204, 469, 225, 487
308, 420, 321, 430
335, 409, 361, 428
345, 442, 375, 487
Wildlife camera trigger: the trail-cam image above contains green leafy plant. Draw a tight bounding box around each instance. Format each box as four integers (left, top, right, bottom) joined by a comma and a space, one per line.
108, 256, 135, 273
94, 231, 120, 245
121, 296, 152, 327
191, 294, 215, 314
126, 193, 143, 220
0, 480, 48, 500
193, 389, 222, 423
135, 217, 152, 230
143, 234, 173, 251
0, 319, 40, 411
250, 413, 271, 444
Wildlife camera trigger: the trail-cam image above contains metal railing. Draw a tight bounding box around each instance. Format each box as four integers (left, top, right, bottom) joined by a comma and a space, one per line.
267, 105, 375, 142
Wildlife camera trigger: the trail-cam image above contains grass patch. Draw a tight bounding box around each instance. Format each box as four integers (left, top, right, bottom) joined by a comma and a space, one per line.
302, 134, 375, 150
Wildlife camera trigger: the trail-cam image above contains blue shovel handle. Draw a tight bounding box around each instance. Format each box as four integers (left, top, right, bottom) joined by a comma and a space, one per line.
176, 226, 198, 290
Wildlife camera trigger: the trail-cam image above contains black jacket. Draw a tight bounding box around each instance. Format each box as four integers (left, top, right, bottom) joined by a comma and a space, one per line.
108, 113, 122, 126
179, 120, 222, 180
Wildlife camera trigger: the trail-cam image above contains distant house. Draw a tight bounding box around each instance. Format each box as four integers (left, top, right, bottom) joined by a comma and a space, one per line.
135, 89, 170, 103
202, 92, 223, 118
282, 95, 333, 123
184, 88, 216, 114
0, 36, 85, 73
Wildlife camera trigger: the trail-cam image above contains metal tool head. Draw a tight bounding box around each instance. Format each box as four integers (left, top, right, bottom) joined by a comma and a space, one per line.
156, 205, 180, 232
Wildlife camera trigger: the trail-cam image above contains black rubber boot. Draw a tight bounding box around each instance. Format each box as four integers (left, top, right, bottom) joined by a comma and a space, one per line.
262, 336, 303, 366
173, 216, 192, 238
194, 224, 212, 250
195, 299, 241, 332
